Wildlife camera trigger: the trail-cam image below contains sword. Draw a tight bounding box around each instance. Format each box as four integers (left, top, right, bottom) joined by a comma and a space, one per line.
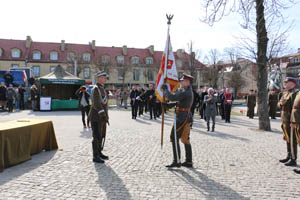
174, 114, 180, 163
291, 126, 295, 160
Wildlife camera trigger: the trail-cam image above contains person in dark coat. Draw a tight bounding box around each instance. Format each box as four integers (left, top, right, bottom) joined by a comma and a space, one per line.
218, 89, 225, 120
268, 89, 278, 119
130, 86, 139, 119
76, 86, 91, 128
18, 85, 26, 110
204, 88, 217, 131
246, 89, 256, 119
143, 83, 157, 120
190, 88, 199, 128
200, 87, 208, 120
30, 85, 39, 111
162, 74, 194, 168
0, 82, 7, 111
6, 84, 16, 112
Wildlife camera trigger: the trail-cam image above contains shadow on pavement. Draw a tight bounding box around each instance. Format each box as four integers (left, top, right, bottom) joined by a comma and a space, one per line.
170, 168, 249, 200
0, 151, 57, 186
194, 130, 250, 142
95, 164, 132, 200
80, 128, 92, 138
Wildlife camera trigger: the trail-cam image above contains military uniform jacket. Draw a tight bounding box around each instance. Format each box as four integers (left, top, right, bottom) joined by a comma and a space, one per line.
291, 92, 300, 124
278, 89, 297, 124
164, 86, 194, 126
88, 83, 108, 122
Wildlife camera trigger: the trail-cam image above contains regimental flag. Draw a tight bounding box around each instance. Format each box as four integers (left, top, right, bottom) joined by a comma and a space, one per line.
155, 35, 179, 102
23, 71, 27, 83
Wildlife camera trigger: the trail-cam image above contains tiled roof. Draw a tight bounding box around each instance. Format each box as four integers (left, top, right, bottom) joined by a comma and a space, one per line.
0, 38, 205, 69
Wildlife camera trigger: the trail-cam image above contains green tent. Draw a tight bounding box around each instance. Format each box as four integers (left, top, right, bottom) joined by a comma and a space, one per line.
38, 65, 85, 110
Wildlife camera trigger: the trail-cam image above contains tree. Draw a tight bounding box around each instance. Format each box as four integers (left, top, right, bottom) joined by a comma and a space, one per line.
200, 0, 296, 131
186, 41, 203, 80
227, 70, 246, 97
205, 49, 222, 88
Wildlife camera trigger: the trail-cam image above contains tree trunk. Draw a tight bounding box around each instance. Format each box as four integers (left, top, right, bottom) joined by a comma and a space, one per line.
256, 0, 271, 131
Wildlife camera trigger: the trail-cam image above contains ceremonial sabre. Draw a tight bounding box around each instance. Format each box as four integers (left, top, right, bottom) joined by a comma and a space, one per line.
173, 113, 180, 163
291, 127, 295, 160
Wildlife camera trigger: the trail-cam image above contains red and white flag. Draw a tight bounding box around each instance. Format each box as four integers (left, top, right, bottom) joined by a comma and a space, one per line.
155, 35, 179, 102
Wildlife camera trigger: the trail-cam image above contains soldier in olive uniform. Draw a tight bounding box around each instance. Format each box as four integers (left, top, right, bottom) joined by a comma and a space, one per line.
278, 77, 298, 166
162, 74, 194, 168
291, 73, 300, 174
246, 89, 256, 119
268, 89, 278, 119
88, 71, 109, 163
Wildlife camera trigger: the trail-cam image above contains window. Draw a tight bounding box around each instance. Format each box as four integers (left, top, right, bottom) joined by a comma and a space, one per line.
146, 57, 153, 65
67, 66, 74, 74
11, 48, 21, 58
133, 70, 139, 81
148, 71, 154, 81
67, 52, 75, 61
11, 64, 19, 68
102, 55, 110, 64
176, 60, 182, 68
32, 51, 41, 60
32, 66, 40, 77
131, 56, 139, 64
83, 53, 91, 62
50, 66, 56, 72
117, 56, 124, 64
83, 67, 90, 78
118, 70, 124, 80
50, 51, 58, 60
178, 72, 183, 79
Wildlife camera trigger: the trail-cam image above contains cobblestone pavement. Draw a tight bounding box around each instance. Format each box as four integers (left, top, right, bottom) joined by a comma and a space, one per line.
0, 109, 300, 199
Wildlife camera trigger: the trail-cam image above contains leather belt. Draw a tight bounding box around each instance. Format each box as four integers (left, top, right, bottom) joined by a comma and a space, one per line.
176, 108, 190, 113
293, 106, 300, 110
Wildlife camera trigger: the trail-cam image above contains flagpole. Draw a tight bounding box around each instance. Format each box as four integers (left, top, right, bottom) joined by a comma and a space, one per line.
161, 14, 173, 149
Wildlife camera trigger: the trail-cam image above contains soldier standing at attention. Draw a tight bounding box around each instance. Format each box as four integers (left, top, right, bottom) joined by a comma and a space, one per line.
88, 71, 109, 163
246, 89, 256, 119
162, 74, 194, 168
268, 89, 278, 119
291, 73, 300, 174
278, 77, 298, 167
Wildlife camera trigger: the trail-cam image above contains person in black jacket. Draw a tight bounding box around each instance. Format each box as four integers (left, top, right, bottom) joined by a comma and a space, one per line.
18, 85, 26, 110
30, 85, 39, 111
0, 82, 7, 111
130, 86, 139, 119
190, 88, 199, 128
76, 86, 91, 128
143, 83, 157, 120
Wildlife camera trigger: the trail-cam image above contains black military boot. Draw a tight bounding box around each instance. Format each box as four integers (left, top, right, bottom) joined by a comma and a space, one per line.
166, 161, 181, 168
279, 153, 291, 163
285, 159, 297, 167
294, 169, 300, 174
93, 141, 105, 163
182, 144, 193, 168
212, 125, 215, 132
100, 153, 109, 160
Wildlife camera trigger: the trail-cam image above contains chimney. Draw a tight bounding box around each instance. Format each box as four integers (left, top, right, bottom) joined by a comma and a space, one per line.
148, 45, 154, 55
122, 45, 127, 56
25, 36, 32, 48
91, 40, 96, 50
61, 40, 65, 51
176, 49, 184, 58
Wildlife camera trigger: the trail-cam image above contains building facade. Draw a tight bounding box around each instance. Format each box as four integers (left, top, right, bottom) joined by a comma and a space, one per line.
0, 37, 206, 90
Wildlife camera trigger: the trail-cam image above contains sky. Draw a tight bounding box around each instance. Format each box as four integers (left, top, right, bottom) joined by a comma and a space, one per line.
1, 0, 299, 61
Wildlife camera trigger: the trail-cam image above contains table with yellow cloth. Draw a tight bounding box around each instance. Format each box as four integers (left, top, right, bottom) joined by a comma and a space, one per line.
0, 119, 58, 172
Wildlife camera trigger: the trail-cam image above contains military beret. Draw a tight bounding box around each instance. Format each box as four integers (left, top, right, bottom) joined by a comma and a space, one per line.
96, 71, 107, 77
180, 73, 194, 81
284, 77, 297, 84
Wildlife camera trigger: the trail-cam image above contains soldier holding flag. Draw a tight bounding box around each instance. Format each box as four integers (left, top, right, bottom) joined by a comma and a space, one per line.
162, 74, 194, 168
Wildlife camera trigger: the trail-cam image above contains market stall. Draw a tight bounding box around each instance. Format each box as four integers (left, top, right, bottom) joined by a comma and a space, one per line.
37, 65, 85, 110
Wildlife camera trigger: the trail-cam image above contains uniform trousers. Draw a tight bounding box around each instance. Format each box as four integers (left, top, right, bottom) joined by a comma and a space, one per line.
91, 121, 106, 158
282, 123, 298, 160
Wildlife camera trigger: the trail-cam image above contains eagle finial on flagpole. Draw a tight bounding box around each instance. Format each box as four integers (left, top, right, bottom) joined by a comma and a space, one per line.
166, 14, 174, 25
